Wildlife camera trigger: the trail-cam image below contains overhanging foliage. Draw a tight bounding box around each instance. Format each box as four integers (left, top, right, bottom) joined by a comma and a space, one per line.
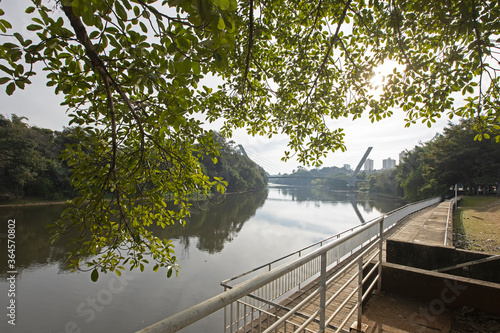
0, 0, 499, 279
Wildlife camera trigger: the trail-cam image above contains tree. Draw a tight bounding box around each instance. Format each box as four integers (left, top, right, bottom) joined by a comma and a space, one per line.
0, 114, 45, 200
0, 0, 499, 279
198, 131, 267, 192
397, 120, 500, 200
0, 114, 77, 201
368, 169, 401, 196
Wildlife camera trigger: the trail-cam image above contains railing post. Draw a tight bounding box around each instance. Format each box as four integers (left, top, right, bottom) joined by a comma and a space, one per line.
357, 256, 363, 330
223, 286, 228, 333
319, 252, 327, 333
378, 218, 384, 290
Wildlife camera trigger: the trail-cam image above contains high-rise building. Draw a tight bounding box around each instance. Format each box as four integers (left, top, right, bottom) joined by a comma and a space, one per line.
399, 150, 407, 164
364, 158, 374, 171
383, 158, 396, 170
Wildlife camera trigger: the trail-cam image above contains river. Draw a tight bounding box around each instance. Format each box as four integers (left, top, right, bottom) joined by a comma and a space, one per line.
0, 186, 405, 333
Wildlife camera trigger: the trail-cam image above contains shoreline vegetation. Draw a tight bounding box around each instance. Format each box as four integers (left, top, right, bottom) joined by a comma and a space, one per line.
0, 187, 268, 207
453, 196, 500, 255
0, 116, 267, 205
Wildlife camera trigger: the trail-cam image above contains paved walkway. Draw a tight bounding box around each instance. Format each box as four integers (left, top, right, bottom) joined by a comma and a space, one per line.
360, 200, 456, 333
388, 200, 453, 247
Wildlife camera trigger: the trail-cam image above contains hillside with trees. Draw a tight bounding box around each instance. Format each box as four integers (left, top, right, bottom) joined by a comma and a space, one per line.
0, 117, 266, 202
397, 120, 500, 201
0, 114, 76, 201
199, 132, 267, 193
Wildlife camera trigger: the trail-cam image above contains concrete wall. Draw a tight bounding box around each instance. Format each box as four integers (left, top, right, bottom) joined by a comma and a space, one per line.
381, 262, 500, 315
386, 239, 500, 284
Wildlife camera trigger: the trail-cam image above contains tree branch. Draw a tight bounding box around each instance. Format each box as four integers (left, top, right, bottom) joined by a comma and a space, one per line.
61, 3, 145, 155
243, 0, 254, 86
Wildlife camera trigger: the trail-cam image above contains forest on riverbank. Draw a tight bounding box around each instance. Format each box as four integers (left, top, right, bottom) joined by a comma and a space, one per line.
0, 114, 267, 202
381, 119, 500, 201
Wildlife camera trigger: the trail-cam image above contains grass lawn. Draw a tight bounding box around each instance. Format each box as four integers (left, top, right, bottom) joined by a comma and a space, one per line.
453, 195, 500, 255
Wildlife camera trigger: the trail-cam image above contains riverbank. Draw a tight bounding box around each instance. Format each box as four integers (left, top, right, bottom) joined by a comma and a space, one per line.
0, 198, 69, 207
453, 195, 500, 255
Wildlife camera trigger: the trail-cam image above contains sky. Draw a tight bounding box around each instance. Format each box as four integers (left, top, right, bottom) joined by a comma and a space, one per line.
0, 0, 455, 175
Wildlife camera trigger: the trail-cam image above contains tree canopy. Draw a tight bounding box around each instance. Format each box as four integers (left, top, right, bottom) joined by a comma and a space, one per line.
397, 119, 500, 201
0, 0, 499, 278
0, 114, 76, 201
199, 132, 267, 193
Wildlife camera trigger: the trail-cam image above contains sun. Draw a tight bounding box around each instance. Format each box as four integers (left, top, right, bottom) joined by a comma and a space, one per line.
369, 60, 403, 95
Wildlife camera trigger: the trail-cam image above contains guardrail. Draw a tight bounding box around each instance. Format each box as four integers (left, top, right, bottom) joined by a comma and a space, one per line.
222, 196, 442, 290
137, 196, 441, 333
444, 196, 461, 246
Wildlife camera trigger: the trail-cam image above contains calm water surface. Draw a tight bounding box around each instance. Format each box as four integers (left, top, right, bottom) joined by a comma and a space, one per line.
0, 186, 405, 333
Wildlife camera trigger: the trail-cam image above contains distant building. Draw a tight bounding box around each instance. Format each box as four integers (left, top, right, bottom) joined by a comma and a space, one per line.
364, 158, 374, 171
399, 150, 407, 164
383, 158, 396, 170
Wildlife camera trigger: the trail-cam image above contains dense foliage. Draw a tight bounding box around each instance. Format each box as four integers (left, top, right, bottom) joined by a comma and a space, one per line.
397, 120, 500, 201
0, 114, 76, 201
199, 132, 267, 193
367, 169, 402, 197
0, 0, 499, 278
0, 118, 265, 200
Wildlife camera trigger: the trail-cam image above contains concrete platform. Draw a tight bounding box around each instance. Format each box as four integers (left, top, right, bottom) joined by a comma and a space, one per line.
360, 202, 455, 333
361, 291, 451, 333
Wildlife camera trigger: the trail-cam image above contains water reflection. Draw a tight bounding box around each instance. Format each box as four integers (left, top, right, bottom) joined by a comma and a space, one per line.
155, 190, 268, 254
0, 190, 269, 277
0, 204, 68, 277
0, 188, 404, 279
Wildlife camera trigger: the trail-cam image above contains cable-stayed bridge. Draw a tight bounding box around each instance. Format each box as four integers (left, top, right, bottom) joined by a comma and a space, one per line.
238, 146, 373, 187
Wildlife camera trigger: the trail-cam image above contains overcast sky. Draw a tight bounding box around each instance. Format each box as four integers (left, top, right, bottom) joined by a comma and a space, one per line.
0, 0, 455, 175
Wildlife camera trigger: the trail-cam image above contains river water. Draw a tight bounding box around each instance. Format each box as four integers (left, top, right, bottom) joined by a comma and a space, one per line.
0, 186, 405, 333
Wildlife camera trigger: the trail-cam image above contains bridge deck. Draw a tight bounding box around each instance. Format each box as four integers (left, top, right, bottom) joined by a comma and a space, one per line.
247, 253, 363, 333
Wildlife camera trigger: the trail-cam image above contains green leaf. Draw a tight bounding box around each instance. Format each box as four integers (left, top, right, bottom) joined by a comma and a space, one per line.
26, 24, 42, 31
6, 82, 15, 95
91, 268, 99, 282
192, 61, 201, 75
133, 6, 140, 17
0, 77, 10, 85
217, 17, 225, 30
114, 1, 128, 21
211, 0, 230, 10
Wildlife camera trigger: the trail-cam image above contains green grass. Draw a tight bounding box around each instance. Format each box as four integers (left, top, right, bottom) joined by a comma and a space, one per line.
453, 195, 500, 254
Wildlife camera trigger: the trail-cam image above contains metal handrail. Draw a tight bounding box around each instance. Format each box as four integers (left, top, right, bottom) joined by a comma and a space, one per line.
221, 219, 380, 286
136, 196, 442, 333
223, 196, 442, 288
137, 217, 384, 333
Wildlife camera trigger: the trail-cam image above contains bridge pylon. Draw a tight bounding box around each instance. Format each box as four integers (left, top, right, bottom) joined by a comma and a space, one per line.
347, 147, 372, 189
